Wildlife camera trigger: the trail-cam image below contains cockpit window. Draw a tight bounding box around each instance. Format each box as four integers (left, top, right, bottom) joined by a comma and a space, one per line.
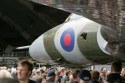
81, 32, 87, 40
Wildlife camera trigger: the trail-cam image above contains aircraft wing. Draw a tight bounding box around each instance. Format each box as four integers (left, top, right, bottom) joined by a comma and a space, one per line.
0, 0, 70, 50
30, 0, 125, 42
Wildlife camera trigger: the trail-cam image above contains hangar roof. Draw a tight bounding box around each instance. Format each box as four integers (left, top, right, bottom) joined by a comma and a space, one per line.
0, 0, 70, 50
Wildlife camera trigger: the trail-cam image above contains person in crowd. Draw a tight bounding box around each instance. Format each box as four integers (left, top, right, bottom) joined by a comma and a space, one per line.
55, 72, 62, 83
17, 60, 37, 83
0, 78, 19, 83
0, 69, 19, 83
45, 70, 56, 83
91, 71, 100, 83
121, 67, 125, 77
79, 70, 91, 83
107, 60, 125, 83
32, 69, 42, 82
31, 68, 37, 78
100, 68, 107, 83
0, 69, 12, 79
69, 69, 81, 83
41, 74, 46, 83
61, 71, 70, 83
11, 67, 18, 80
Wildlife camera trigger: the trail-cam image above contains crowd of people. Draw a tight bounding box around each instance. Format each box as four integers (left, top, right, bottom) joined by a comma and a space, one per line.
0, 60, 125, 83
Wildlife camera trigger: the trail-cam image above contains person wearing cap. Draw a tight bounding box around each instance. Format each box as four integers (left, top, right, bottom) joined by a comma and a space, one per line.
45, 70, 56, 83
79, 70, 91, 83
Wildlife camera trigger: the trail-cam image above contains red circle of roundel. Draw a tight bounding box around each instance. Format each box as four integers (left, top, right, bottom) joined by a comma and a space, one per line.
60, 28, 75, 52
64, 33, 71, 46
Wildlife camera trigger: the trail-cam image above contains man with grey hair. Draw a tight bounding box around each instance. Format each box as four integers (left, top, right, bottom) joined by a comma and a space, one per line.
0, 70, 12, 79
0, 70, 19, 83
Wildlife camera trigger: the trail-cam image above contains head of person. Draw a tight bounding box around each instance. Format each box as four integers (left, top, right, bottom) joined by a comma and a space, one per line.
42, 74, 46, 79
72, 69, 80, 79
79, 70, 91, 83
111, 60, 122, 73
101, 67, 107, 72
0, 70, 12, 79
0, 70, 18, 83
65, 71, 70, 77
47, 70, 56, 81
121, 68, 125, 77
91, 71, 100, 81
17, 60, 33, 80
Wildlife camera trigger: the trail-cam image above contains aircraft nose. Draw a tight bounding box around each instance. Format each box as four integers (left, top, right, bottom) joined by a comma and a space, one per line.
29, 35, 51, 62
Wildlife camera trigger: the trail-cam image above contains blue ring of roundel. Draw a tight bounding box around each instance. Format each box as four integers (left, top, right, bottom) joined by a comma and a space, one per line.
60, 28, 75, 52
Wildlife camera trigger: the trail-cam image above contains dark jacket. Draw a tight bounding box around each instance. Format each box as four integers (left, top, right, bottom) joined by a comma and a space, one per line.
107, 73, 125, 83
29, 79, 37, 83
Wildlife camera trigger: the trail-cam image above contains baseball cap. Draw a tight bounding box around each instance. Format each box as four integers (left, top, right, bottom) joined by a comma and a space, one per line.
79, 70, 91, 81
47, 70, 55, 77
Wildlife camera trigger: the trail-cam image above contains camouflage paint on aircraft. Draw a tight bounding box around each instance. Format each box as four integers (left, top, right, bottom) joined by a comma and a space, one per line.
77, 23, 113, 63
43, 24, 69, 63
29, 35, 52, 63
54, 18, 92, 64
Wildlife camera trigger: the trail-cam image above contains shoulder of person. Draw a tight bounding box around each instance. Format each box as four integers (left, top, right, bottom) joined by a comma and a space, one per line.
29, 79, 38, 83
121, 76, 125, 83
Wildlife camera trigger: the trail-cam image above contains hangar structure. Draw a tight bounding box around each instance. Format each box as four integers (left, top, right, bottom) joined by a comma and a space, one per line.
0, 0, 70, 51
0, 0, 70, 67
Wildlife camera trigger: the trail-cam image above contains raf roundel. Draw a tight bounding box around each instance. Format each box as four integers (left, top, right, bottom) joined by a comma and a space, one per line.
60, 28, 75, 52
